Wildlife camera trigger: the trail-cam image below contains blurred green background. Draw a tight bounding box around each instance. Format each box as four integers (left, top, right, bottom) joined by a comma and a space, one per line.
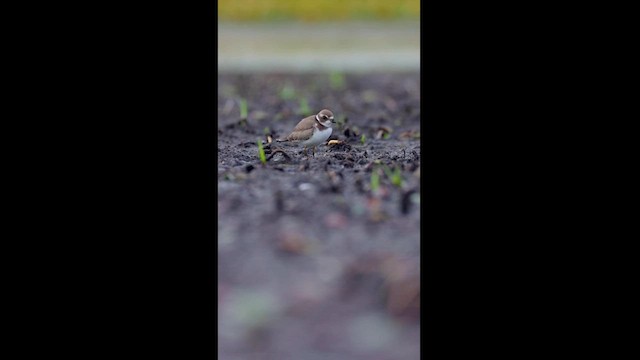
218, 0, 420, 22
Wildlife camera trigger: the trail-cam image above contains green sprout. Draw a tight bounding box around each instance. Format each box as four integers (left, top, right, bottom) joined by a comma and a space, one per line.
383, 165, 403, 188
280, 84, 295, 100
239, 99, 248, 120
257, 139, 266, 165
298, 97, 311, 115
360, 134, 366, 145
392, 167, 403, 187
263, 127, 271, 135
370, 169, 380, 193
329, 71, 345, 90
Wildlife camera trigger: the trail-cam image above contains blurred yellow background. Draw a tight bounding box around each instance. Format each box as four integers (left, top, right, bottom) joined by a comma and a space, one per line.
218, 0, 420, 22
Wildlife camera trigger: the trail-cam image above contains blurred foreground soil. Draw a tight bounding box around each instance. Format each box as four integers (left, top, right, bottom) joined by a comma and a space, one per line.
218, 73, 420, 360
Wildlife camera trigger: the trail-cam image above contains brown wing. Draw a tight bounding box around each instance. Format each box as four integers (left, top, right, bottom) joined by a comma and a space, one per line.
291, 115, 316, 131
286, 127, 315, 142
286, 115, 316, 141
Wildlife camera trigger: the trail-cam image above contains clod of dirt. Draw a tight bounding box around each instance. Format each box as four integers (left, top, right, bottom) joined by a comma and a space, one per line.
276, 232, 309, 255
400, 189, 417, 215
354, 177, 366, 194
340, 253, 389, 303
399, 130, 420, 140
326, 171, 343, 193
379, 256, 420, 320
341, 253, 420, 321
374, 126, 393, 140
266, 148, 291, 162
245, 164, 255, 173
343, 127, 358, 138
327, 142, 352, 152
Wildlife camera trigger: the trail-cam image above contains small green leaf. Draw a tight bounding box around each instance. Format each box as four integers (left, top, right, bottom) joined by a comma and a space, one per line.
298, 97, 310, 115
280, 84, 295, 100
391, 167, 403, 187
382, 165, 403, 188
257, 139, 266, 165
329, 71, 345, 89
239, 99, 248, 120
360, 134, 366, 145
370, 169, 380, 192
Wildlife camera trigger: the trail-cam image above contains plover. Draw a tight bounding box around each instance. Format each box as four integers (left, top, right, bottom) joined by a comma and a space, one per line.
279, 109, 335, 157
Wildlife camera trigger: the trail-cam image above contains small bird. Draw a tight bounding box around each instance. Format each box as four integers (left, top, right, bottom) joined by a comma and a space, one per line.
279, 109, 336, 157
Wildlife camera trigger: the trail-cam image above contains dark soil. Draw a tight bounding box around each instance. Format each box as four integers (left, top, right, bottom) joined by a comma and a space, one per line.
218, 73, 420, 360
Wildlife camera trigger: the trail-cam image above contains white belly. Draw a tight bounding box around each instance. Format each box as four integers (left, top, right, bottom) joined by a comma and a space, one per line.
301, 127, 332, 146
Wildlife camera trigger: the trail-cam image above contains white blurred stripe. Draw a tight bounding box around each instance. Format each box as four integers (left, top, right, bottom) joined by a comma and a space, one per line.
218, 21, 420, 72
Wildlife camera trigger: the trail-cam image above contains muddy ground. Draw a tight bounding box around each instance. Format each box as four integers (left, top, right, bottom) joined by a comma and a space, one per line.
218, 73, 421, 360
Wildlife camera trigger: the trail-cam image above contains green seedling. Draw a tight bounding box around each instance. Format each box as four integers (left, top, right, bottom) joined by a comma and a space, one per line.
384, 166, 403, 187
392, 167, 403, 187
263, 127, 271, 135
329, 71, 345, 90
383, 132, 390, 139
370, 168, 380, 193
257, 139, 266, 165
360, 134, 366, 145
280, 84, 295, 100
298, 97, 311, 115
239, 99, 248, 120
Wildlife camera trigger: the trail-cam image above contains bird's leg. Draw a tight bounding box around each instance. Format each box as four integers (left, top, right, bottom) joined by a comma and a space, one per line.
303, 146, 307, 156
312, 146, 316, 157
